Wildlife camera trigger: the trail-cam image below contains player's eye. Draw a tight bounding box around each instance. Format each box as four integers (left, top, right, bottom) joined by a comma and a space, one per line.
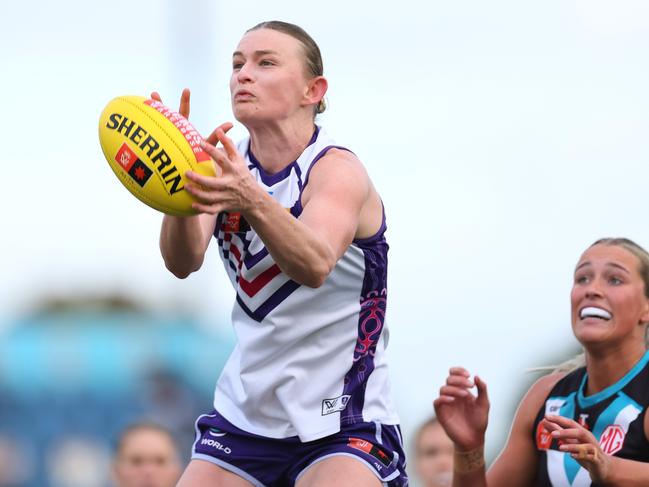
575, 274, 589, 284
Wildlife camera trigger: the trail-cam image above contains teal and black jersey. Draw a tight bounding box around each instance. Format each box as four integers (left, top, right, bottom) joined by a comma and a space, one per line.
532, 350, 649, 486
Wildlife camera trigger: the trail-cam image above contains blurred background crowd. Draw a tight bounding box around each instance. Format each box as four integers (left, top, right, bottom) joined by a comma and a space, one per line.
0, 296, 232, 486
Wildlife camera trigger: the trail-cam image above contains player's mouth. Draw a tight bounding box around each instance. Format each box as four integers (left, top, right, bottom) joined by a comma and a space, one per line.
579, 306, 612, 321
234, 90, 255, 101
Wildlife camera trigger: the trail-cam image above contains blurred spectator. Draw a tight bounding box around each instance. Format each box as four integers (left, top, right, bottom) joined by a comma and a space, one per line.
413, 416, 453, 487
47, 436, 110, 487
111, 423, 182, 487
0, 435, 32, 486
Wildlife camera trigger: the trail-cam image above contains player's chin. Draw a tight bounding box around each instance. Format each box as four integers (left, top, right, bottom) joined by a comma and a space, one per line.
574, 328, 611, 348
232, 105, 279, 126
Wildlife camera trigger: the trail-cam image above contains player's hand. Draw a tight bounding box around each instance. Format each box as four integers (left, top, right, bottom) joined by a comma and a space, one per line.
151, 88, 234, 179
542, 415, 611, 483
151, 88, 191, 118
150, 88, 233, 140
184, 127, 261, 215
434, 367, 490, 451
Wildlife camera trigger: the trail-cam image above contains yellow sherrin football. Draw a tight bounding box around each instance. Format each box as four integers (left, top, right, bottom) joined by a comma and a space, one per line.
98, 95, 214, 216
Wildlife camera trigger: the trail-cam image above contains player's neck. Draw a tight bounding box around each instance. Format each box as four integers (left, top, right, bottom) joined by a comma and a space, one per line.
247, 117, 317, 174
583, 342, 646, 396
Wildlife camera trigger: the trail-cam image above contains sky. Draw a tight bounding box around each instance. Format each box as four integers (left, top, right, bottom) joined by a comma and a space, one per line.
3, 0, 649, 477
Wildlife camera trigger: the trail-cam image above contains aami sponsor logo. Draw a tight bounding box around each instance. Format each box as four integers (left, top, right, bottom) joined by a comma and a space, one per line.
200, 436, 232, 455
321, 394, 351, 416
599, 425, 625, 455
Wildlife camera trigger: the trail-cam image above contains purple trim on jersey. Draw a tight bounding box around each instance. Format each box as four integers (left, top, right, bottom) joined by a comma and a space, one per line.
303, 145, 353, 188
247, 127, 319, 187
341, 211, 389, 425
236, 279, 301, 323
291, 145, 352, 217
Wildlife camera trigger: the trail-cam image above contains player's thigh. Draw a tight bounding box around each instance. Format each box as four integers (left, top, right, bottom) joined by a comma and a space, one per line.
296, 456, 382, 487
176, 459, 255, 487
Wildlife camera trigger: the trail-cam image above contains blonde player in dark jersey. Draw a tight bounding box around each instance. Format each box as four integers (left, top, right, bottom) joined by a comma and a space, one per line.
435, 238, 649, 487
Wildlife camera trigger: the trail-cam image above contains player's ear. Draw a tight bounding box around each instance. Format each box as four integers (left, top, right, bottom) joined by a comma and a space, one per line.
640, 298, 649, 325
303, 76, 327, 109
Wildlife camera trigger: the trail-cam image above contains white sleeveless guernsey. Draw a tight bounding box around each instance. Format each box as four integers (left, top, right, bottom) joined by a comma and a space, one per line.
212, 126, 399, 442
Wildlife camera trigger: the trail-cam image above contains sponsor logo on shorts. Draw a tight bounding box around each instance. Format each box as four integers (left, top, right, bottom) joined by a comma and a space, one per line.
599, 425, 625, 455
348, 437, 392, 467
200, 436, 232, 455
321, 394, 351, 416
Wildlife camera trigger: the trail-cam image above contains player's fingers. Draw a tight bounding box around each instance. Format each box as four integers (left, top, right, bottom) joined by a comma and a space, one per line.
551, 427, 585, 442
546, 415, 579, 428
151, 91, 162, 102
439, 385, 471, 398
200, 140, 234, 171
185, 183, 219, 204
448, 367, 471, 377
185, 170, 221, 189
540, 418, 562, 432
215, 128, 239, 160
191, 202, 222, 215
433, 396, 456, 410
446, 375, 474, 389
560, 443, 597, 462
474, 375, 489, 405
180, 88, 191, 118
205, 122, 234, 145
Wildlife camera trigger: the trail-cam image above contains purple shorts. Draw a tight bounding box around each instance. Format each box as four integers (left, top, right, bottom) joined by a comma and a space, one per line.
191, 409, 408, 487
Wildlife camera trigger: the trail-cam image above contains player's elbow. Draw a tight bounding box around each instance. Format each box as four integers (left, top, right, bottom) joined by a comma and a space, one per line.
300, 259, 335, 289
163, 254, 204, 279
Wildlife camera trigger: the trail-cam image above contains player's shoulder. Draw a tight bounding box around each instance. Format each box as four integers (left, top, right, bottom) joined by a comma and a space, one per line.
311, 147, 368, 183
520, 372, 568, 413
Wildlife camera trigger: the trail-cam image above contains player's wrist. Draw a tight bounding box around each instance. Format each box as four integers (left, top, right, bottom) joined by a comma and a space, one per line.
453, 444, 485, 474
591, 453, 615, 485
